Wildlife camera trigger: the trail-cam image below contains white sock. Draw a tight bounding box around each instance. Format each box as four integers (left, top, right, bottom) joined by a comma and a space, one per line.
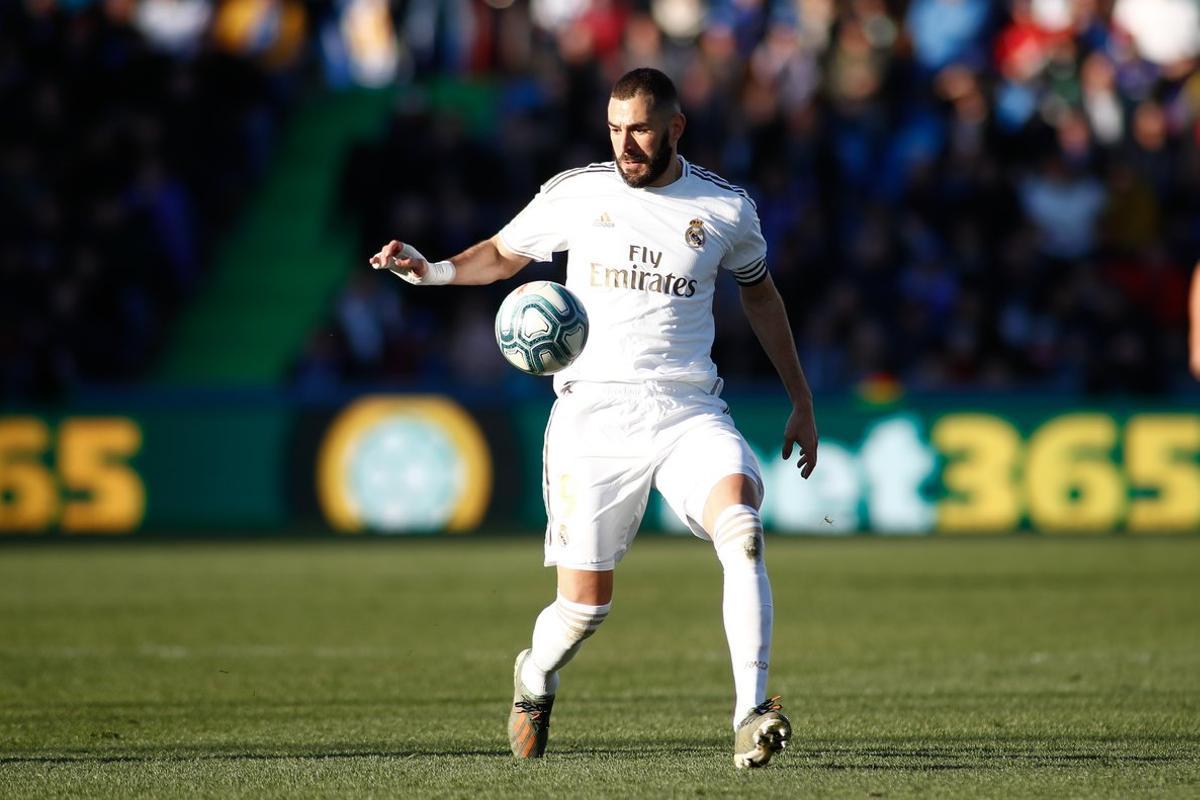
520, 592, 611, 696
712, 504, 773, 728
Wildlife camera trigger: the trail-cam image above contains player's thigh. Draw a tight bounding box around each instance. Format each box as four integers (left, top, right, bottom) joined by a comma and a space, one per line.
544, 396, 653, 570
654, 414, 763, 540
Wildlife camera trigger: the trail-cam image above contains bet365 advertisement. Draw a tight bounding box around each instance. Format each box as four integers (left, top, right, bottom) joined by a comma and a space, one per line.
1, 395, 1197, 535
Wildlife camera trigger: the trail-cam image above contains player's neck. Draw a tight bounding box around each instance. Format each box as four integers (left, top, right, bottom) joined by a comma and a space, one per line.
646, 153, 683, 189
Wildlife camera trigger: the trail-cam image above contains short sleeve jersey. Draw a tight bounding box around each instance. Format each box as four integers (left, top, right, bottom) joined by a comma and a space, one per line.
498, 157, 768, 393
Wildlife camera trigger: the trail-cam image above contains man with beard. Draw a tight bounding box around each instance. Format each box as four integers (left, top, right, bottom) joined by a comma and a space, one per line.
369, 68, 818, 769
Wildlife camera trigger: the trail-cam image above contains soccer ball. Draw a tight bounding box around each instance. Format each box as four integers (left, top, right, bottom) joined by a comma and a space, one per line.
494, 281, 589, 376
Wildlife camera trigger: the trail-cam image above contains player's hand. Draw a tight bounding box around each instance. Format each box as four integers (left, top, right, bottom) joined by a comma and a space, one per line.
369, 240, 428, 279
781, 401, 818, 478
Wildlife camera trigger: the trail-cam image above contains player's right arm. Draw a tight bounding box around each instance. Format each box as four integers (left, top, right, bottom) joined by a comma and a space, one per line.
368, 235, 531, 286
371, 169, 573, 285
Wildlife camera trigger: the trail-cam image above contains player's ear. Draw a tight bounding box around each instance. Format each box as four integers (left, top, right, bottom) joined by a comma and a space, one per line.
669, 112, 686, 146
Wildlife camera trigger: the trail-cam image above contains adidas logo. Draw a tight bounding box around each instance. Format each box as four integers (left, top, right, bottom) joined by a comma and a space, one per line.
593, 212, 614, 228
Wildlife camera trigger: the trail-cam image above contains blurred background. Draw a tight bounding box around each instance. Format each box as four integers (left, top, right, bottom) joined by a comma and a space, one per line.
2, 0, 1199, 536
5, 7, 1198, 793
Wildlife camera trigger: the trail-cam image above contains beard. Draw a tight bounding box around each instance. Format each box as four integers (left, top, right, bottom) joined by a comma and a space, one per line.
615, 135, 674, 188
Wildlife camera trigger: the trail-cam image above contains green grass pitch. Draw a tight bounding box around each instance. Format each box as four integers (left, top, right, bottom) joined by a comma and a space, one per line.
1, 536, 1197, 798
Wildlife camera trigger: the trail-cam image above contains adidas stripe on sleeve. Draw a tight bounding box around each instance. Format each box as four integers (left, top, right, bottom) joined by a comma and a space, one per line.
731, 256, 768, 286
718, 192, 769, 287
499, 164, 611, 263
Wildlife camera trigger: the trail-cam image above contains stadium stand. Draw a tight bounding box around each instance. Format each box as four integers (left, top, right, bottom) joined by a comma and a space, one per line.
0, 0, 304, 399
4, 1, 1198, 400
327, 0, 1200, 396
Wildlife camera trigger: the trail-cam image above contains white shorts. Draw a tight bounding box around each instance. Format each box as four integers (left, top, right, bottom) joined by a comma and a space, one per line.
541, 380, 764, 571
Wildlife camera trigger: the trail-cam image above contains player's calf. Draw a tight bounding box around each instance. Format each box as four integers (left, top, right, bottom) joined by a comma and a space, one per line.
713, 504, 776, 729
509, 594, 611, 758
525, 593, 611, 693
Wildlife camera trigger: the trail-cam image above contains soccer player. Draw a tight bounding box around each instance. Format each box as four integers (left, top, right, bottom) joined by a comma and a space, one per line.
369, 67, 818, 769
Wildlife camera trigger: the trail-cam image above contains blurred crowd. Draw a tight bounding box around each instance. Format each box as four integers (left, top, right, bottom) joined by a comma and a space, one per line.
326, 0, 1200, 396
4, 1, 1198, 400
0, 0, 309, 400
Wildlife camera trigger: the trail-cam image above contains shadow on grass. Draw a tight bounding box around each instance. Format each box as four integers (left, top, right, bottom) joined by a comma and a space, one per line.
3, 734, 1196, 771
0, 742, 710, 766
789, 745, 1187, 772
0, 746, 505, 766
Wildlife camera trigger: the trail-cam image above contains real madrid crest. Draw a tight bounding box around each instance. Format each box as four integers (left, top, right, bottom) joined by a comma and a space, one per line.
685, 218, 706, 249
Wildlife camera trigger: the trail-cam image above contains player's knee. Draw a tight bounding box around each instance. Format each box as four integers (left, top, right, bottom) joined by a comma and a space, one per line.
712, 504, 765, 565
557, 567, 614, 606
554, 592, 611, 643
702, 475, 761, 533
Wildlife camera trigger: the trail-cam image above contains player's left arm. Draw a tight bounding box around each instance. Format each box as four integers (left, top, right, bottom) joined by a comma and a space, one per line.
739, 274, 818, 478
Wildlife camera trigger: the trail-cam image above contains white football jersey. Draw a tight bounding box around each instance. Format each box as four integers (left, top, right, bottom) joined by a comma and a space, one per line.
498, 156, 768, 393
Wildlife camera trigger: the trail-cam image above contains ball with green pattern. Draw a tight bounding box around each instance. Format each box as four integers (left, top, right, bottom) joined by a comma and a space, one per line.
494, 281, 589, 376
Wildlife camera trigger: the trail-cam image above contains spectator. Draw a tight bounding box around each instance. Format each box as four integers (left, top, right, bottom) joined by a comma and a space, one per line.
1019, 156, 1107, 261
324, 0, 1197, 396
6, 0, 1196, 400
0, 0, 299, 400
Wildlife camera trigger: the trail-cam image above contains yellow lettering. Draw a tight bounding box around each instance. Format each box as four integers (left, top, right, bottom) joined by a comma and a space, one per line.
933, 414, 1021, 532
1125, 414, 1200, 533
0, 417, 57, 532
58, 418, 144, 534
558, 473, 577, 518
1025, 414, 1122, 533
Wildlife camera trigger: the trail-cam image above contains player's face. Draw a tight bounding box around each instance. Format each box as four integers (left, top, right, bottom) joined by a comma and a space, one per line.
608, 94, 680, 188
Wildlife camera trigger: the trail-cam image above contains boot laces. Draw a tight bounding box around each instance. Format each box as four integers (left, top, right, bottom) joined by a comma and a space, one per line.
750, 695, 783, 717
513, 699, 550, 729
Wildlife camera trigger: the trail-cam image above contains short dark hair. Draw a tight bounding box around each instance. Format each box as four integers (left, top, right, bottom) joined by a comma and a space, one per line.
611, 68, 680, 114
